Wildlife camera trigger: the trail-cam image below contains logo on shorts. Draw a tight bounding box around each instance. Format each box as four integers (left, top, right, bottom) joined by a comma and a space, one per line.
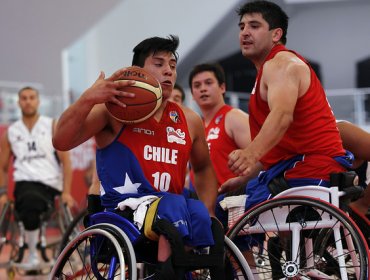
166, 127, 186, 145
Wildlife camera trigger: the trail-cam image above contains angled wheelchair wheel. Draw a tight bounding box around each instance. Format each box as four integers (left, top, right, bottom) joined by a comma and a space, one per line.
227, 196, 369, 280
181, 237, 253, 280
58, 208, 87, 253
0, 202, 20, 268
50, 223, 137, 280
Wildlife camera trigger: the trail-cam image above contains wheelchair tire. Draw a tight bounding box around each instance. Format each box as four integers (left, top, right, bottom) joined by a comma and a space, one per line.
0, 202, 20, 267
137, 236, 254, 279
227, 196, 369, 280
51, 223, 137, 280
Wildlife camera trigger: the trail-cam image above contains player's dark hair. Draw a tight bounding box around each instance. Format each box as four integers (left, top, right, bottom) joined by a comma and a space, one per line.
132, 35, 179, 67
237, 0, 289, 44
18, 86, 39, 97
174, 83, 186, 102
188, 63, 226, 91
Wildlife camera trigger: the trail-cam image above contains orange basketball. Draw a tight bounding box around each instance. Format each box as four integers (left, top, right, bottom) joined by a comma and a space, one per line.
105, 66, 162, 124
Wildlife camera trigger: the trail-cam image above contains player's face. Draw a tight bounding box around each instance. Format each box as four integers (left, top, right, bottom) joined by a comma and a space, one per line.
191, 71, 225, 109
239, 13, 276, 62
18, 89, 40, 117
143, 51, 177, 99
169, 89, 183, 105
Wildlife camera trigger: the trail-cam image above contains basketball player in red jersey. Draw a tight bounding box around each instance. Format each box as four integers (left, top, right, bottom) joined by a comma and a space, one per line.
189, 63, 254, 191
53, 35, 219, 278
224, 0, 353, 208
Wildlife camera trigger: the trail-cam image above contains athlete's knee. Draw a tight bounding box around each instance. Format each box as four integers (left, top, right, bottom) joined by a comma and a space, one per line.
15, 192, 51, 230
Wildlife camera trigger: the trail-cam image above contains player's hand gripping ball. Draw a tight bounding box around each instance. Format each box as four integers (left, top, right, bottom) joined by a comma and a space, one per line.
106, 66, 162, 123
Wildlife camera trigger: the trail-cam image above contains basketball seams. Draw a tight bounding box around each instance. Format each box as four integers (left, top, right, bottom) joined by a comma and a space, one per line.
116, 80, 162, 99
106, 66, 163, 123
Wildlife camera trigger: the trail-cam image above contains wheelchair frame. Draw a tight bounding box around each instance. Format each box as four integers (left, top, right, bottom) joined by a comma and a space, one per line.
50, 210, 255, 280
0, 196, 75, 277
226, 185, 370, 280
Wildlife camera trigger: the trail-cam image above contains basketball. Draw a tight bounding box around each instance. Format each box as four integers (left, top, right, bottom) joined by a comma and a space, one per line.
105, 66, 162, 124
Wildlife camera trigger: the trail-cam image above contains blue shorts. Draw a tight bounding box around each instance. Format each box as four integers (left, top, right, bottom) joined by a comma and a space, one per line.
157, 193, 214, 247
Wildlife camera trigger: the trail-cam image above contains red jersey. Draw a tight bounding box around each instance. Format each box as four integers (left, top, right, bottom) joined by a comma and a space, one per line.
205, 105, 238, 186
97, 101, 192, 209
249, 45, 346, 181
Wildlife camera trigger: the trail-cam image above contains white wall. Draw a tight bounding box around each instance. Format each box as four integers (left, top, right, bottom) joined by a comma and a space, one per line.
66, 0, 243, 95
0, 0, 120, 96
287, 2, 370, 89
177, 1, 370, 90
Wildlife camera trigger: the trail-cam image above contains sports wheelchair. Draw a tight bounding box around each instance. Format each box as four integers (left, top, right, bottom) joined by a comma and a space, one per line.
225, 172, 369, 280
50, 205, 254, 279
0, 195, 75, 278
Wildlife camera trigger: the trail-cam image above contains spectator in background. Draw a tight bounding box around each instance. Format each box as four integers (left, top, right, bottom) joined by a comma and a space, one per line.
0, 86, 73, 269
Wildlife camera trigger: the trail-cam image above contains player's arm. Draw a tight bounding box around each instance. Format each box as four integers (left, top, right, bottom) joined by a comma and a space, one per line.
56, 149, 74, 207
337, 121, 370, 168
218, 109, 259, 193
52, 120, 74, 207
229, 54, 307, 176
185, 108, 218, 216
0, 131, 11, 208
226, 108, 251, 150
53, 70, 135, 151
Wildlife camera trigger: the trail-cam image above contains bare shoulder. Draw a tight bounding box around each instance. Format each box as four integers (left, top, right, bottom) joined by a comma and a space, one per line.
181, 106, 204, 141
225, 108, 250, 140
227, 108, 249, 121
182, 106, 203, 125
263, 50, 311, 97
266, 51, 309, 75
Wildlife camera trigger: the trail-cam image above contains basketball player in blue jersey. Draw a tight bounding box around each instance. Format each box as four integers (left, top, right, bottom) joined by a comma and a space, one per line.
53, 35, 220, 278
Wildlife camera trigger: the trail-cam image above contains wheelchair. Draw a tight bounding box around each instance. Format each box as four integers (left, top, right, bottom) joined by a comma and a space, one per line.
225, 172, 370, 280
50, 208, 255, 279
0, 195, 75, 278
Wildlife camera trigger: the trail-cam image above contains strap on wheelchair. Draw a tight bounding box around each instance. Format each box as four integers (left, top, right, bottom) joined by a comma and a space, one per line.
143, 197, 162, 241
152, 217, 225, 280
330, 171, 364, 202
268, 175, 290, 197
330, 171, 358, 189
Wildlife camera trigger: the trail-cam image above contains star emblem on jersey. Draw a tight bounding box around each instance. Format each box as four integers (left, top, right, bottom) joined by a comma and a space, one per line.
113, 173, 141, 194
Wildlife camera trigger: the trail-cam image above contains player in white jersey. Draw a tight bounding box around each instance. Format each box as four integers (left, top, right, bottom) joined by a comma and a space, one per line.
0, 86, 73, 269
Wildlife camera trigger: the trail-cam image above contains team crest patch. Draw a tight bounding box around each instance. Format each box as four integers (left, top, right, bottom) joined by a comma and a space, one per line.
169, 111, 179, 123
206, 127, 220, 141
215, 114, 223, 125
166, 127, 186, 145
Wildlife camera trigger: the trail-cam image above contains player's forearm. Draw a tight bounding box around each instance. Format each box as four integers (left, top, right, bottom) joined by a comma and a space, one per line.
62, 163, 73, 195
194, 166, 218, 216
53, 96, 95, 151
0, 165, 8, 190
250, 109, 292, 161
